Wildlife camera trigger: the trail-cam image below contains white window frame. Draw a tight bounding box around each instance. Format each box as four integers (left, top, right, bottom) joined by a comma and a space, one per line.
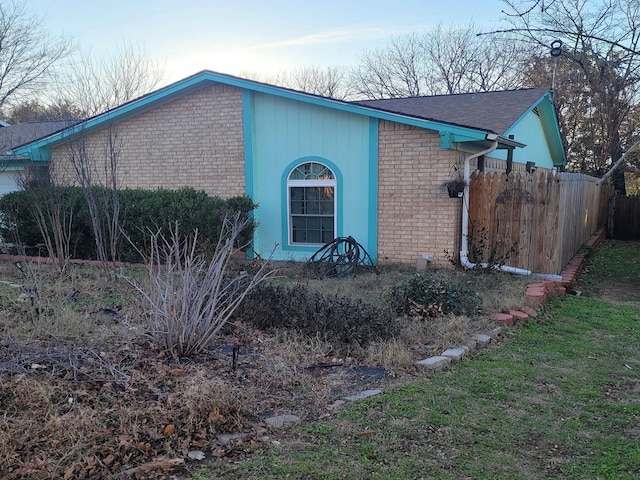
287, 162, 337, 246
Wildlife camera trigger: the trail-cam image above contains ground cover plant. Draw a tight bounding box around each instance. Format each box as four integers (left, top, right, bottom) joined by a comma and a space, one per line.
197, 240, 640, 479
0, 249, 535, 478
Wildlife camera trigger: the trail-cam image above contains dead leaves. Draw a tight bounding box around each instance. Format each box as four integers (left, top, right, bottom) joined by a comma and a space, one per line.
112, 457, 185, 478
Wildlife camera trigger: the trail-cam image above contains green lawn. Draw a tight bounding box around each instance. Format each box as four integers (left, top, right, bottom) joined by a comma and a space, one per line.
200, 240, 640, 479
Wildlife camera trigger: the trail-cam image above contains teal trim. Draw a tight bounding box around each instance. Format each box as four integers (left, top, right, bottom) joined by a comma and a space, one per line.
280, 156, 343, 252
505, 91, 566, 166
14, 70, 491, 159
368, 119, 378, 262
242, 90, 256, 259
243, 90, 254, 198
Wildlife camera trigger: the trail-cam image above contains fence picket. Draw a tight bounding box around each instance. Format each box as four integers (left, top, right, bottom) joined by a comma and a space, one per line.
469, 169, 608, 274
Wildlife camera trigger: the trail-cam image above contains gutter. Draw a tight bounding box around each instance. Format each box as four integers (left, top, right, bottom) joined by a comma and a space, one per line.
459, 134, 560, 279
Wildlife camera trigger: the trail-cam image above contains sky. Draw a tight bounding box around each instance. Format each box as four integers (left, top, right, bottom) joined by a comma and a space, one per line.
29, 0, 510, 85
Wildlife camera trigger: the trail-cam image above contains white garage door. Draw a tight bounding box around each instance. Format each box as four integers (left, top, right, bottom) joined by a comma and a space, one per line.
0, 171, 20, 196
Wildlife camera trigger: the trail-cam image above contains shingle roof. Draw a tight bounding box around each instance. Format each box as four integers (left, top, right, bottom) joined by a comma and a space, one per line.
353, 88, 550, 135
0, 121, 77, 154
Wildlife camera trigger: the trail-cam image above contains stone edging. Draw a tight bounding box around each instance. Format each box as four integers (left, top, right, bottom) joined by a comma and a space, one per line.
416, 227, 607, 368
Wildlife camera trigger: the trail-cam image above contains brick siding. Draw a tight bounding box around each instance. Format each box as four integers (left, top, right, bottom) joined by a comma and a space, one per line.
377, 120, 463, 266
50, 84, 245, 199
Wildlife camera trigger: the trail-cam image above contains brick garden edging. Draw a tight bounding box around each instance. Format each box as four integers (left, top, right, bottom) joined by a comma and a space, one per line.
418, 227, 607, 367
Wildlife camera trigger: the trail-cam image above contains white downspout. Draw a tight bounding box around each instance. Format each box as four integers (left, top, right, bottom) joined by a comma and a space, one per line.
460, 141, 504, 270
459, 139, 537, 276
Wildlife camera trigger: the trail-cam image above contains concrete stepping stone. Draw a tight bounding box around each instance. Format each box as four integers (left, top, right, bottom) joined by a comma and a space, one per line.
343, 389, 383, 402
441, 347, 467, 361
264, 414, 300, 428
472, 333, 492, 347
416, 356, 451, 369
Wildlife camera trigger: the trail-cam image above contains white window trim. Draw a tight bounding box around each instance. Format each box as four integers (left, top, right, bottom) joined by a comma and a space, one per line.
287, 177, 337, 246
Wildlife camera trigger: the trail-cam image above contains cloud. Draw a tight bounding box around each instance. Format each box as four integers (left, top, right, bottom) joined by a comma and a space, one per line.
253, 24, 424, 50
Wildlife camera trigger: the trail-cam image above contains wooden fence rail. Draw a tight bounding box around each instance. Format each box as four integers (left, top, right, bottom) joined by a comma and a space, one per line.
469, 170, 607, 274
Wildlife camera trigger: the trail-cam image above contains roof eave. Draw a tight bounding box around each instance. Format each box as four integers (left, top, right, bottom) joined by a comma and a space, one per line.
14, 70, 498, 158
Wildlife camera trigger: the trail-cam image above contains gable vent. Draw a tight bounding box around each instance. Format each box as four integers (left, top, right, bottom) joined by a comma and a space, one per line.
533, 107, 540, 117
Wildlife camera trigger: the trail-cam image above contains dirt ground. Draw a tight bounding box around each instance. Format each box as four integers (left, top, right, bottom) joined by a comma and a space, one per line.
0, 258, 535, 478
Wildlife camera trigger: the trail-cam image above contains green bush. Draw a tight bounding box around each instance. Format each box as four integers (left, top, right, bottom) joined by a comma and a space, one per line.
384, 273, 480, 318
233, 282, 396, 348
0, 186, 257, 262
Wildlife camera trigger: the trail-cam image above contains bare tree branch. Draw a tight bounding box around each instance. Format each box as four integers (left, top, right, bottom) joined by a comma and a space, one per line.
0, 0, 71, 111
53, 42, 164, 117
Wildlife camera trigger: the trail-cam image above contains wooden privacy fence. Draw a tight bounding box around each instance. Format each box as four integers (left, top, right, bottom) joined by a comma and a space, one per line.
468, 170, 605, 274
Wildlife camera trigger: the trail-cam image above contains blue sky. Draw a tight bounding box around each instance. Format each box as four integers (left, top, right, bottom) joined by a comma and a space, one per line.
31, 0, 509, 84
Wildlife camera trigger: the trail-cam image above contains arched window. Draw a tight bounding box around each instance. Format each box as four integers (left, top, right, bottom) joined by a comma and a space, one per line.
287, 162, 336, 245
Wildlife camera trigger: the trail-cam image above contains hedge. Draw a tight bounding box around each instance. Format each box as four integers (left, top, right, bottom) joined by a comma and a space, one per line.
0, 186, 257, 262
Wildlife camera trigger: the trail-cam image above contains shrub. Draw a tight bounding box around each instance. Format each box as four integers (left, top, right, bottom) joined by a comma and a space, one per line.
234, 282, 396, 348
0, 187, 257, 262
128, 216, 273, 358
384, 273, 480, 318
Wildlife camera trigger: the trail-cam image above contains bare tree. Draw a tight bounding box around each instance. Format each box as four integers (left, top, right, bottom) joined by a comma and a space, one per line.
350, 33, 427, 98
496, 0, 640, 191
245, 65, 353, 100
0, 1, 71, 111
54, 42, 164, 117
3, 97, 82, 123
349, 24, 527, 99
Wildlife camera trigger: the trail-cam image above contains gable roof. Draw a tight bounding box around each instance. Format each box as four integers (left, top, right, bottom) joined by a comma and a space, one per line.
355, 88, 566, 165
0, 121, 77, 155
354, 88, 551, 135
12, 71, 562, 162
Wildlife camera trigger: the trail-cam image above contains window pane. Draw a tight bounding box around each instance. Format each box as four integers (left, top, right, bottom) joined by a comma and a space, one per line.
319, 199, 334, 214
288, 162, 336, 245
291, 215, 334, 244
290, 162, 335, 180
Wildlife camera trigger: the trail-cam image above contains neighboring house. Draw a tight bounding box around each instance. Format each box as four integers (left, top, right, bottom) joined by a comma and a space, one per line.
0, 120, 77, 195
13, 71, 566, 266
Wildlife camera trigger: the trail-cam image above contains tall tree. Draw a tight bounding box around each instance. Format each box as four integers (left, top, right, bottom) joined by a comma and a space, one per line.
4, 97, 82, 123
498, 0, 640, 191
349, 24, 527, 99
0, 1, 71, 111
53, 42, 164, 117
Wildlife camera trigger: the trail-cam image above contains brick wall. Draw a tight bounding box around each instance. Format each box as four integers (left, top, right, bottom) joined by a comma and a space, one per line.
377, 120, 463, 266
51, 83, 245, 199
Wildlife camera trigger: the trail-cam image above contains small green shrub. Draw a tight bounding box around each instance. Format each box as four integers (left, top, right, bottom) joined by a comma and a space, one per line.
384, 273, 480, 318
234, 282, 396, 348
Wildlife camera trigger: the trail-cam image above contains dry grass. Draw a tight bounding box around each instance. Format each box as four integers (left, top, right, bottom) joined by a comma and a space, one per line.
0, 258, 533, 478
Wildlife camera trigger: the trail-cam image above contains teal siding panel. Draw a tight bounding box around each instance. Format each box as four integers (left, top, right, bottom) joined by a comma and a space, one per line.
251, 93, 373, 262
488, 111, 555, 169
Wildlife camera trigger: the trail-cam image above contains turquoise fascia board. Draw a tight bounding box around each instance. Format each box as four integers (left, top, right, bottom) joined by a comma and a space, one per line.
280, 156, 343, 254
13, 74, 222, 157
367, 118, 378, 262
505, 91, 566, 166
439, 130, 488, 149
14, 70, 491, 159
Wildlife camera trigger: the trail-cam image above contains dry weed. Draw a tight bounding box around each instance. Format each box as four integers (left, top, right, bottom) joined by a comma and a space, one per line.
365, 339, 416, 373
0, 256, 533, 477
